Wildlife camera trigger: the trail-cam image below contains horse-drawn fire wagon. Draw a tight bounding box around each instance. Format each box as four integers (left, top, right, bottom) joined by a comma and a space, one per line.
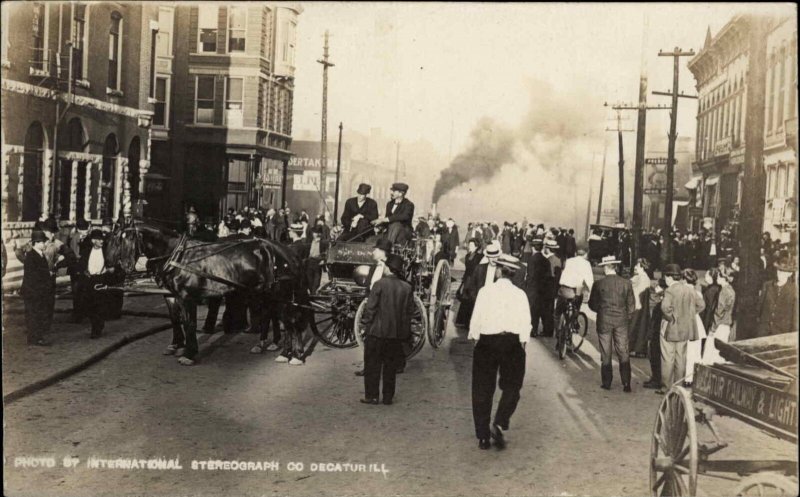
307, 235, 453, 359
649, 332, 798, 497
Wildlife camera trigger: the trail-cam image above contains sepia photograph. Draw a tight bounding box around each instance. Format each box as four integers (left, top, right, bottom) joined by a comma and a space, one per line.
1, 2, 798, 496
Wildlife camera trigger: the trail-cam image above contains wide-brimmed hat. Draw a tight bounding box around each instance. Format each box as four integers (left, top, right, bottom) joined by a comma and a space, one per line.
30, 230, 48, 243
40, 217, 58, 233
544, 239, 559, 250
89, 229, 106, 241
775, 253, 797, 272
390, 182, 409, 193
385, 254, 405, 275
357, 183, 372, 195
663, 263, 682, 276
530, 237, 544, 247
76, 219, 90, 231
374, 238, 393, 253
484, 240, 502, 258
289, 222, 304, 232
598, 255, 621, 266
496, 253, 522, 271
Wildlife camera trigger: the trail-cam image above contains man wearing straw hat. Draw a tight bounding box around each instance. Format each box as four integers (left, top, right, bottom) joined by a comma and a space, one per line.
588, 255, 636, 392
469, 256, 530, 450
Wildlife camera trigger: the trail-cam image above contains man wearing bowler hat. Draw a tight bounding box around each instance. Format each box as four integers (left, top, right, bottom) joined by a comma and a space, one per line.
340, 183, 379, 242
372, 182, 415, 245
77, 229, 118, 338
21, 230, 55, 346
359, 253, 415, 405
355, 237, 395, 377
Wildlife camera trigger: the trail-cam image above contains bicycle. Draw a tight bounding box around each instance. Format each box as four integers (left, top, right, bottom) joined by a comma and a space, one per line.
555, 297, 589, 360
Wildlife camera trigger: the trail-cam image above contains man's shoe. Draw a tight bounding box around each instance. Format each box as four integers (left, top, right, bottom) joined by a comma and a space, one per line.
354, 369, 365, 377
601, 384, 611, 390
382, 398, 393, 405
643, 380, 661, 389
623, 384, 632, 393
360, 398, 379, 405
490, 424, 506, 450
288, 358, 304, 366
274, 355, 290, 363
478, 438, 491, 450
265, 343, 280, 352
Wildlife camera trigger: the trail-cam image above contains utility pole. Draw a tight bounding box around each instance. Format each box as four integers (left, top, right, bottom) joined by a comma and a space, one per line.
596, 138, 609, 225
736, 16, 770, 339
334, 122, 343, 225
585, 153, 599, 242
604, 106, 634, 224
317, 30, 334, 217
654, 47, 696, 263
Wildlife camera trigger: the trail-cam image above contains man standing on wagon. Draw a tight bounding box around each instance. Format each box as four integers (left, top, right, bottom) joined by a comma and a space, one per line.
372, 183, 415, 245
359, 254, 415, 405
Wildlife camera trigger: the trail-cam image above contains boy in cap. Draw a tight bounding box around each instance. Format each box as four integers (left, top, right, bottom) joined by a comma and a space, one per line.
21, 230, 55, 346
372, 183, 415, 245
359, 253, 415, 405
588, 255, 636, 391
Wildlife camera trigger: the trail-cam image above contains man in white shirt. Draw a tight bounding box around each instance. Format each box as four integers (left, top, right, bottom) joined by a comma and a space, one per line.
556, 248, 594, 320
80, 230, 115, 338
469, 259, 531, 451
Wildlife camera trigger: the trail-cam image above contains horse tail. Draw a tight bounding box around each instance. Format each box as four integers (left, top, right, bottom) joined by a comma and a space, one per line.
257, 243, 275, 291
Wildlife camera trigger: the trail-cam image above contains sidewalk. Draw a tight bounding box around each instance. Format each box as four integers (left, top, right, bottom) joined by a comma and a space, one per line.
2, 293, 173, 399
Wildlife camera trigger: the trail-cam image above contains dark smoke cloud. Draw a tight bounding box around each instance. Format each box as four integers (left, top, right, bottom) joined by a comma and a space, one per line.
432, 118, 515, 203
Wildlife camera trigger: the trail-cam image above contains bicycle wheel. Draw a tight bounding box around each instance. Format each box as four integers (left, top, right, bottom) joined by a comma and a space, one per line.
570, 312, 589, 352
556, 315, 568, 360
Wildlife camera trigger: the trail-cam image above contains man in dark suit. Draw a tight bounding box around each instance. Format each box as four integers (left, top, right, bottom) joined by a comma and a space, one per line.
21, 230, 55, 346
305, 226, 329, 294
524, 238, 554, 337
76, 229, 119, 338
565, 229, 577, 259
340, 183, 379, 242
442, 218, 460, 265
373, 183, 415, 245
359, 254, 415, 405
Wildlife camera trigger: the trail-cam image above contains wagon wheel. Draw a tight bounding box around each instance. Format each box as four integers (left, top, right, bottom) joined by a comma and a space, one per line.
650, 386, 699, 497
308, 296, 358, 349
735, 474, 798, 497
354, 294, 427, 359
427, 259, 452, 348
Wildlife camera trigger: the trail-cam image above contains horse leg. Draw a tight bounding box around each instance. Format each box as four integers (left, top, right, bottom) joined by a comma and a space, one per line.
177, 300, 199, 366
250, 294, 268, 354
163, 296, 185, 356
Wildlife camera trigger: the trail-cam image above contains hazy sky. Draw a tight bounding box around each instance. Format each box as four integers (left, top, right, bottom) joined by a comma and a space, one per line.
292, 2, 794, 158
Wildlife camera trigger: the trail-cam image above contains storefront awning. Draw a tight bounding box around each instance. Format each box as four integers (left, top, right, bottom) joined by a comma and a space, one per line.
684, 177, 700, 190
705, 175, 720, 186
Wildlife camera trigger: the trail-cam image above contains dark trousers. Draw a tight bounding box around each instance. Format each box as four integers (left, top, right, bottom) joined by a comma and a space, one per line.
364, 336, 404, 401
649, 310, 663, 384
24, 293, 54, 343
472, 333, 526, 440
306, 257, 323, 294
597, 322, 631, 387
455, 299, 475, 327
222, 293, 248, 332
84, 275, 107, 336
70, 274, 86, 321
530, 294, 554, 336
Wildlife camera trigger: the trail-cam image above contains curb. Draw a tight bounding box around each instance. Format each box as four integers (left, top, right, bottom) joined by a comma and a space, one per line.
3, 323, 173, 405
2, 307, 170, 320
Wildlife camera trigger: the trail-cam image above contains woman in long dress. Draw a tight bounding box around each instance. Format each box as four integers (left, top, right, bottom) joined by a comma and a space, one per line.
628, 258, 653, 357
683, 269, 706, 386
702, 269, 736, 365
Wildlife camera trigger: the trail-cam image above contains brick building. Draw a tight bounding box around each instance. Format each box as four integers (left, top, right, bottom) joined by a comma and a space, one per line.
2, 2, 157, 287
148, 3, 301, 222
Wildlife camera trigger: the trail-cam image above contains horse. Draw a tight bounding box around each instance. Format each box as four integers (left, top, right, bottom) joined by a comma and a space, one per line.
106, 219, 314, 365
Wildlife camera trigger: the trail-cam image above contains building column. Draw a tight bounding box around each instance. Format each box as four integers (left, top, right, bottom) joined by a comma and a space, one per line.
138, 159, 150, 217
69, 160, 79, 221
16, 154, 24, 222
114, 156, 127, 221
84, 160, 93, 221
95, 161, 104, 220
1, 145, 14, 223
121, 158, 131, 218
42, 148, 53, 215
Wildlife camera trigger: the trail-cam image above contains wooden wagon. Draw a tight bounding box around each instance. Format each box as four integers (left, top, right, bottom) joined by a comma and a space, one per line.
650, 332, 798, 496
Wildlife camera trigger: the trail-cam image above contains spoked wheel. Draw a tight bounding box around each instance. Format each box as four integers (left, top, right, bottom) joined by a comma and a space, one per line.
570, 312, 589, 352
735, 474, 798, 497
427, 259, 452, 348
308, 296, 359, 349
650, 386, 699, 497
354, 295, 427, 359
556, 316, 568, 360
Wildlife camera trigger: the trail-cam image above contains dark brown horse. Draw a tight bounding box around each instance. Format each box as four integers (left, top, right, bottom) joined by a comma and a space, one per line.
106, 219, 313, 365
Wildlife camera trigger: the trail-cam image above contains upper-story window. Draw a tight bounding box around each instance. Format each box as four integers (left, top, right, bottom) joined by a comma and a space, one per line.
281, 20, 296, 64
153, 76, 169, 127
31, 3, 47, 71
195, 76, 215, 124
198, 5, 218, 53
225, 77, 243, 126
776, 47, 786, 130
228, 6, 246, 52
108, 12, 122, 90
1, 5, 9, 66
156, 7, 174, 57
72, 3, 88, 80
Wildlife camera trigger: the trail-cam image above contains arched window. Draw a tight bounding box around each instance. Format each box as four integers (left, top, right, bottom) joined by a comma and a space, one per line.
58, 118, 87, 220
23, 122, 45, 221
99, 134, 118, 220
